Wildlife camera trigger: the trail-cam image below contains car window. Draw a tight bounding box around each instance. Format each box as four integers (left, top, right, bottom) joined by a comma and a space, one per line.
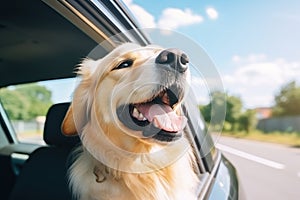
0, 78, 77, 145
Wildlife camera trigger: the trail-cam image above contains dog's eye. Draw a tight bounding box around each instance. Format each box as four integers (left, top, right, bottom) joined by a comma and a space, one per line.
115, 59, 134, 70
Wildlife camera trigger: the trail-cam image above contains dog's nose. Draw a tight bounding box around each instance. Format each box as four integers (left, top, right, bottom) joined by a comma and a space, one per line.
155, 48, 189, 73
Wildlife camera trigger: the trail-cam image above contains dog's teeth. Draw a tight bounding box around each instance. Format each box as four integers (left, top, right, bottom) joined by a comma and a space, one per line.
132, 106, 148, 121
132, 107, 139, 118
138, 113, 145, 120
162, 92, 170, 105
159, 91, 164, 97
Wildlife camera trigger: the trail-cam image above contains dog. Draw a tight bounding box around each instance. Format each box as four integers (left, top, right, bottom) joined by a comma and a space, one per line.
62, 43, 200, 200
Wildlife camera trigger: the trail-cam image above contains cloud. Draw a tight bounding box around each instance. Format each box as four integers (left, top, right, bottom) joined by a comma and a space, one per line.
223, 55, 300, 108
123, 0, 203, 29
206, 7, 218, 20
157, 8, 203, 29
123, 0, 156, 28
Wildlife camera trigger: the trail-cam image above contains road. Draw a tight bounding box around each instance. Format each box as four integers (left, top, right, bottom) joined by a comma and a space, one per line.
214, 136, 300, 200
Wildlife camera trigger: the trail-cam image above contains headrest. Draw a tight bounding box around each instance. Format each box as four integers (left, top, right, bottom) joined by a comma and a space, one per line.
43, 103, 80, 147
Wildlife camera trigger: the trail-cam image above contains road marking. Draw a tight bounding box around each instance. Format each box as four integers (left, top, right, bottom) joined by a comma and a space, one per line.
216, 143, 286, 170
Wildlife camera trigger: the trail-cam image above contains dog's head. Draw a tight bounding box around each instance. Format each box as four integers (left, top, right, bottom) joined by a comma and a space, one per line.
62, 43, 190, 150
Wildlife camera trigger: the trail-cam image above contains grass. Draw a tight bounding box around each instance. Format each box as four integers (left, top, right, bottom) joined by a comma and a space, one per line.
220, 130, 300, 147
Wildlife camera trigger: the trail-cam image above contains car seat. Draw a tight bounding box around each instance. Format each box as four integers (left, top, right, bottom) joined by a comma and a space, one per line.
9, 103, 80, 200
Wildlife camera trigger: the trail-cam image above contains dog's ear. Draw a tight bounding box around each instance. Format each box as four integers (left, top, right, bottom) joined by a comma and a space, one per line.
62, 91, 90, 136
62, 59, 97, 136
62, 106, 78, 135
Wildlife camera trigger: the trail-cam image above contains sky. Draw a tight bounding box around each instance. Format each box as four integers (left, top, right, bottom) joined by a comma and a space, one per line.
122, 0, 300, 108
41, 0, 300, 109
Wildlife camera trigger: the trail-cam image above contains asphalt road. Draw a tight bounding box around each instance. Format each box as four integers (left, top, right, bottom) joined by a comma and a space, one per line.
214, 136, 300, 200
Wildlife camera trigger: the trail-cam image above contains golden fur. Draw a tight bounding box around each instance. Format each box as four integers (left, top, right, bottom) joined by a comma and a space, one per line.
62, 43, 199, 200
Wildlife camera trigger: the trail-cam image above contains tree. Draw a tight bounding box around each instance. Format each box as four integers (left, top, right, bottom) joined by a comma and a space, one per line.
0, 89, 30, 120
0, 83, 52, 120
200, 91, 243, 130
226, 95, 243, 126
15, 84, 52, 119
273, 81, 300, 116
200, 91, 225, 129
238, 109, 257, 133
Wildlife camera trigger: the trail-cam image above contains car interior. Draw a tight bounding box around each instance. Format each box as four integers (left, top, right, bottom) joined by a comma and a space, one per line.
8, 103, 79, 200
0, 0, 238, 200
1, 1, 110, 199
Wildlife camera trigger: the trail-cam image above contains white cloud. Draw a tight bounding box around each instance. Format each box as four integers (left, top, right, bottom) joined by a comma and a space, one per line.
232, 55, 241, 63
123, 0, 156, 28
224, 55, 300, 108
206, 7, 218, 20
123, 1, 203, 29
157, 8, 203, 29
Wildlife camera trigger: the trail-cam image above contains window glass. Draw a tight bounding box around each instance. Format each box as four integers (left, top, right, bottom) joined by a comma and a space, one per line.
0, 78, 77, 145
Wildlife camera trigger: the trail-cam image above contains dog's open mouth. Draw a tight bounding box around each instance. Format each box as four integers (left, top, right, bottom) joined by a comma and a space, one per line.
117, 85, 187, 142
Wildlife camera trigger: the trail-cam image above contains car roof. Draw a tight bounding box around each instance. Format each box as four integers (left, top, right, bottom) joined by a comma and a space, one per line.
0, 0, 148, 88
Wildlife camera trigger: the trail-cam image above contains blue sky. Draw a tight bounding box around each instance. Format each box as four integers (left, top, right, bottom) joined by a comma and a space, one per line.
42, 0, 300, 109
123, 0, 300, 108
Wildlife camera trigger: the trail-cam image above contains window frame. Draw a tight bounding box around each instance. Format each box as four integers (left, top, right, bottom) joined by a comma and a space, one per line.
0, 102, 18, 144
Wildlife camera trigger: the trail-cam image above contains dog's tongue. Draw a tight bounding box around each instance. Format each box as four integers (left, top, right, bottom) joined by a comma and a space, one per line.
135, 103, 187, 132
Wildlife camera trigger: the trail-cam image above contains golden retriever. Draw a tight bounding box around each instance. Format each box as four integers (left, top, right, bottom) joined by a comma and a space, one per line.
62, 43, 200, 200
